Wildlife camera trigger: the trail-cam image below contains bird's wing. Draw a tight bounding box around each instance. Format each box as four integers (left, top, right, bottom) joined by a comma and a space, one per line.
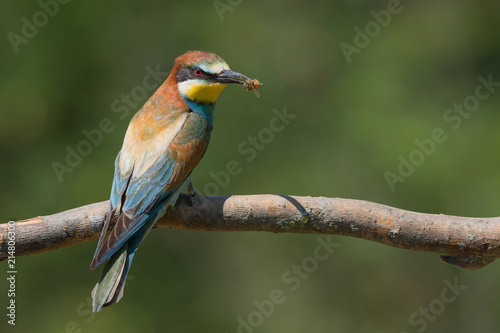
91, 112, 210, 269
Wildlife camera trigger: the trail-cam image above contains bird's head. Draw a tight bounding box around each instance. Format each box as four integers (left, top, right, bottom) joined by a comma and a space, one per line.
174, 51, 252, 105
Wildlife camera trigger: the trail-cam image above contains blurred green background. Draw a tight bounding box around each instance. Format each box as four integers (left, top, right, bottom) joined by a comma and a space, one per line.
1, 1, 500, 332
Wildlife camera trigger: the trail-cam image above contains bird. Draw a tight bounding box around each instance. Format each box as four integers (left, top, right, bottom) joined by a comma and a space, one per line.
90, 51, 258, 313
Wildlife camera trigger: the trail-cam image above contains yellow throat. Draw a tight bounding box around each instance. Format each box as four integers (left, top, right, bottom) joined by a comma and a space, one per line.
178, 80, 228, 104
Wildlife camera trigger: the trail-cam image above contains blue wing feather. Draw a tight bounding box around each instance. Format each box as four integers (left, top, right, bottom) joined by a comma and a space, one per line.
109, 152, 131, 209
91, 111, 210, 269
91, 151, 183, 267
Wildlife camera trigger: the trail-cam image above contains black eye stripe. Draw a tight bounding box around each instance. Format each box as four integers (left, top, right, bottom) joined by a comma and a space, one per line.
176, 66, 217, 83
176, 67, 191, 82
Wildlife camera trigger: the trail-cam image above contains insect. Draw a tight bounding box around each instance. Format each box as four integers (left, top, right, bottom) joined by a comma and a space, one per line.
243, 79, 263, 98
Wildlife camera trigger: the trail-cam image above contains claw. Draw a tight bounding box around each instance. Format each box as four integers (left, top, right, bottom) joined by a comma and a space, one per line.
187, 181, 198, 196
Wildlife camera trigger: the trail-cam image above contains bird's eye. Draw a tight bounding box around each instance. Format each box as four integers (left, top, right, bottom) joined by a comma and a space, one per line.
194, 68, 202, 76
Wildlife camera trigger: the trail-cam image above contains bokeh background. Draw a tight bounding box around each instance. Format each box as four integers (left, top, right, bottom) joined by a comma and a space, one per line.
1, 1, 500, 332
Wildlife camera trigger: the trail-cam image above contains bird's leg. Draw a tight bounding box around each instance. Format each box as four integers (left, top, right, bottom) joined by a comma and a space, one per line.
187, 181, 198, 197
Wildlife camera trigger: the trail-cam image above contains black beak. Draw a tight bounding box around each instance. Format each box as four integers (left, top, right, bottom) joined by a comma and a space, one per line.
215, 70, 251, 84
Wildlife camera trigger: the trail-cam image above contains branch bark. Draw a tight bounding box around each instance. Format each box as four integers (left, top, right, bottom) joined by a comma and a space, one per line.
1, 194, 499, 270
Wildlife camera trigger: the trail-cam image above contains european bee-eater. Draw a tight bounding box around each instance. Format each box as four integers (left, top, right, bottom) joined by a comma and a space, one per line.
90, 51, 258, 312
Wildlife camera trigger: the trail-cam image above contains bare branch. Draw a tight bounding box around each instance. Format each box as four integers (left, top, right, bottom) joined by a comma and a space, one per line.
1, 194, 499, 270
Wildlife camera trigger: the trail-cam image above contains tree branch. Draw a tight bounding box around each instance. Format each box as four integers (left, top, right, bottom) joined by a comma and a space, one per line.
1, 194, 499, 270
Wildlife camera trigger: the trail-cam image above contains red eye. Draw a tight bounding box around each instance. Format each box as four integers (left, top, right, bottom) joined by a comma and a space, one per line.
194, 68, 202, 76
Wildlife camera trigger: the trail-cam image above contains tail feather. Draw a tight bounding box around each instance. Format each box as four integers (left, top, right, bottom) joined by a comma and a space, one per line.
91, 207, 166, 312
92, 245, 129, 312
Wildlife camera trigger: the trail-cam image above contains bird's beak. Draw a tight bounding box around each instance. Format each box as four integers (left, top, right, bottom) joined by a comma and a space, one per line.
215, 70, 252, 84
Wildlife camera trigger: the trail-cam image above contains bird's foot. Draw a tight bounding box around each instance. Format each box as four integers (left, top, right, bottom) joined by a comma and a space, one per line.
187, 182, 198, 197
187, 182, 199, 206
